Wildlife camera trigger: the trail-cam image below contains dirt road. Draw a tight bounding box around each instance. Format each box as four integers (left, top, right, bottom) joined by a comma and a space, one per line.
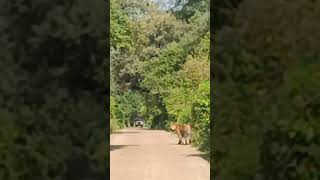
110, 128, 210, 180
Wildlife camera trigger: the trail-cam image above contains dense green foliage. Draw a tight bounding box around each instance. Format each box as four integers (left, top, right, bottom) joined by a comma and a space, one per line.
0, 1, 107, 179
110, 0, 210, 155
213, 0, 320, 179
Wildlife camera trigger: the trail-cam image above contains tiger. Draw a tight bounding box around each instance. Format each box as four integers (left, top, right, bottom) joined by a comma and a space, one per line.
170, 123, 192, 145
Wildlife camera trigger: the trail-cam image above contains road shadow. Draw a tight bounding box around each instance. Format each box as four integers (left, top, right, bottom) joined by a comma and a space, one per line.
185, 153, 210, 162
169, 143, 188, 146
112, 131, 140, 134
168, 142, 193, 146
110, 145, 138, 151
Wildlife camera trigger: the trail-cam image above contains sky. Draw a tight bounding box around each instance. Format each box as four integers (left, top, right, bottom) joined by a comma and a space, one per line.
150, 0, 177, 10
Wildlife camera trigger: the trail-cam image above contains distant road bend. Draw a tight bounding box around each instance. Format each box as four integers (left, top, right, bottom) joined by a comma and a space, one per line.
110, 128, 210, 180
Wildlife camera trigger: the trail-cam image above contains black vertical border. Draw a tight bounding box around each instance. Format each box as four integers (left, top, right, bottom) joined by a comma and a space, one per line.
209, 0, 214, 179
106, 0, 111, 178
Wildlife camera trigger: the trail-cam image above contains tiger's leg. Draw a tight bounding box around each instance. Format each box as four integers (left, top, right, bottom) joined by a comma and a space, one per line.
186, 134, 191, 144
177, 134, 183, 144
187, 130, 192, 144
181, 129, 187, 145
181, 138, 185, 145
181, 135, 187, 145
185, 137, 188, 144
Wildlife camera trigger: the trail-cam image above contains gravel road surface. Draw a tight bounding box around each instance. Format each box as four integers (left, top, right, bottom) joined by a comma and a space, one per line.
110, 128, 210, 180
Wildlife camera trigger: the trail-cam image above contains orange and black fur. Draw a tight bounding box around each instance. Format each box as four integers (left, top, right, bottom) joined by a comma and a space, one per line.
170, 123, 192, 145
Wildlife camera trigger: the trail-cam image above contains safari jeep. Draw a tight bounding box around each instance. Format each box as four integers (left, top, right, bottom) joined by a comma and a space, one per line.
134, 118, 144, 127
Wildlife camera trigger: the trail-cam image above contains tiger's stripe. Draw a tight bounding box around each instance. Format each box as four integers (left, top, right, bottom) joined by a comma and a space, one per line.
170, 123, 192, 145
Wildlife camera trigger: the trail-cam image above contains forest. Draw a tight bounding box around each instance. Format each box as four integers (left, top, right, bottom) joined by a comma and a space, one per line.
110, 0, 210, 155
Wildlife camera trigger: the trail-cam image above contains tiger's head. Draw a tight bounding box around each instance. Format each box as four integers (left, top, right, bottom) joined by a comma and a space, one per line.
170, 123, 177, 131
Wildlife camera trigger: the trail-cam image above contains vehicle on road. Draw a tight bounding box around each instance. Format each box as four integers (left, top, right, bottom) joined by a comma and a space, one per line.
134, 118, 144, 127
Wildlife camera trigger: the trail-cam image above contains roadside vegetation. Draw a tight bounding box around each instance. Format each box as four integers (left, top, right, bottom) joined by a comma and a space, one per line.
110, 0, 210, 156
